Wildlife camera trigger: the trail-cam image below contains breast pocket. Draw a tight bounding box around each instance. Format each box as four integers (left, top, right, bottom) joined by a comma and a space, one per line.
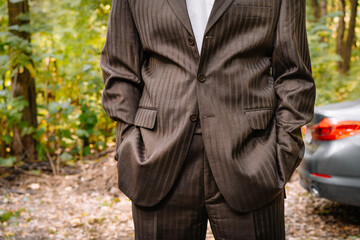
244, 108, 275, 130
134, 107, 157, 130
236, 4, 273, 19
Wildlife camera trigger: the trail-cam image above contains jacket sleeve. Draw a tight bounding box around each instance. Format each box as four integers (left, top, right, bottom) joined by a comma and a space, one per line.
272, 0, 316, 184
272, 0, 316, 133
100, 0, 144, 143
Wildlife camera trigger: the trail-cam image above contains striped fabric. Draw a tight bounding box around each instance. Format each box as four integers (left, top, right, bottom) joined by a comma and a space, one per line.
101, 0, 315, 212
132, 128, 285, 239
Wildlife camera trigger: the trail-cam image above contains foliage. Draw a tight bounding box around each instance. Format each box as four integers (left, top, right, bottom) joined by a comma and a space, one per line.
0, 88, 29, 166
306, 4, 360, 106
0, 208, 24, 223
0, 0, 115, 166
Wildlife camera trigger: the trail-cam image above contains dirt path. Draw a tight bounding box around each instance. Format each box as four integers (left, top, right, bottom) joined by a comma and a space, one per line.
1, 153, 359, 239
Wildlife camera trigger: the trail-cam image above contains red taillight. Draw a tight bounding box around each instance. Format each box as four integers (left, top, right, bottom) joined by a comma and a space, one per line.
311, 173, 332, 178
310, 118, 360, 141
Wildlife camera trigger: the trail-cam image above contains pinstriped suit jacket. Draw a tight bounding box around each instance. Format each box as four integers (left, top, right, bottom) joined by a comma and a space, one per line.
100, 0, 316, 212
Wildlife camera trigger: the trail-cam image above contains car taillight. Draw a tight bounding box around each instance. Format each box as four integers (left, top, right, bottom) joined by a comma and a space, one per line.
301, 125, 307, 135
310, 118, 360, 141
311, 173, 332, 178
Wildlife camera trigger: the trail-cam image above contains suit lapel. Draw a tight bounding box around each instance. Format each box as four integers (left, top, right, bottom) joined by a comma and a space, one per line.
166, 0, 193, 35
205, 0, 235, 34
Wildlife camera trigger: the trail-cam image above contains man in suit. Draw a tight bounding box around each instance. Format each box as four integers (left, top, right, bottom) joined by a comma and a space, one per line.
100, 0, 316, 239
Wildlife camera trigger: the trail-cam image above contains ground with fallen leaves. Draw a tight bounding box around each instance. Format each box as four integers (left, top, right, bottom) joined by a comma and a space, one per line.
1, 152, 360, 239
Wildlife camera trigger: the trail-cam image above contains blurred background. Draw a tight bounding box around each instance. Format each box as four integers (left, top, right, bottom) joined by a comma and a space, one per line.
1, 0, 112, 166
0, 0, 359, 239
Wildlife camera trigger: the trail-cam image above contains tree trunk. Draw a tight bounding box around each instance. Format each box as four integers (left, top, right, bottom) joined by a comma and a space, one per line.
342, 0, 358, 73
336, 0, 346, 72
311, 0, 321, 20
7, 0, 37, 162
316, 0, 328, 42
1, 74, 6, 158
320, 0, 327, 18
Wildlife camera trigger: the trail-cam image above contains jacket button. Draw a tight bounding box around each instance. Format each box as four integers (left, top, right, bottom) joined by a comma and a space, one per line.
197, 74, 206, 82
190, 113, 198, 122
188, 37, 195, 46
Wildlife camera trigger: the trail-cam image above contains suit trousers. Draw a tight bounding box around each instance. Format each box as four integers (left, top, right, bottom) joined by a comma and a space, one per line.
131, 121, 285, 240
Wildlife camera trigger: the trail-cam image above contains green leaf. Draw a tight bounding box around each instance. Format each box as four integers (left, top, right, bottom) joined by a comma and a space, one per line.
21, 126, 35, 137
17, 12, 30, 21
9, 25, 20, 31
60, 152, 73, 161
48, 102, 60, 114
60, 101, 71, 110
29, 169, 41, 175
82, 146, 91, 156
0, 210, 13, 222
79, 108, 98, 129
18, 24, 33, 33
25, 63, 37, 78
74, 129, 89, 138
82, 64, 91, 72
0, 157, 17, 167
0, 31, 9, 38
59, 129, 72, 139
0, 55, 10, 63
1, 135, 12, 144
49, 135, 56, 142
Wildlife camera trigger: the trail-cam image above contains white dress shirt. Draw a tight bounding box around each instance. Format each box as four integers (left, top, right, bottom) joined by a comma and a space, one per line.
186, 0, 215, 55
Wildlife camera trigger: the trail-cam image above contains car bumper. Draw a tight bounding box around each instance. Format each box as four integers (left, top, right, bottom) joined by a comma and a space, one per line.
298, 167, 360, 207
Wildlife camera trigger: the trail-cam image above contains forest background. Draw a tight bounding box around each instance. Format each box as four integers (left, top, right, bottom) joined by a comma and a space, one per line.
0, 0, 360, 168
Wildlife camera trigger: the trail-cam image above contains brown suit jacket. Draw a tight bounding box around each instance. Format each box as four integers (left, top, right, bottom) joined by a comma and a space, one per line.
100, 0, 316, 212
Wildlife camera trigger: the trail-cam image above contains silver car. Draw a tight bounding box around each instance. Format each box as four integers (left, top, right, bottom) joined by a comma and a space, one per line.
298, 99, 360, 206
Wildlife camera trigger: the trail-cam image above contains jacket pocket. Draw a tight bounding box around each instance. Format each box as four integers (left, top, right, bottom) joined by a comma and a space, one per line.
244, 108, 275, 130
275, 123, 305, 186
115, 121, 135, 161
236, 4, 272, 19
134, 107, 157, 130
